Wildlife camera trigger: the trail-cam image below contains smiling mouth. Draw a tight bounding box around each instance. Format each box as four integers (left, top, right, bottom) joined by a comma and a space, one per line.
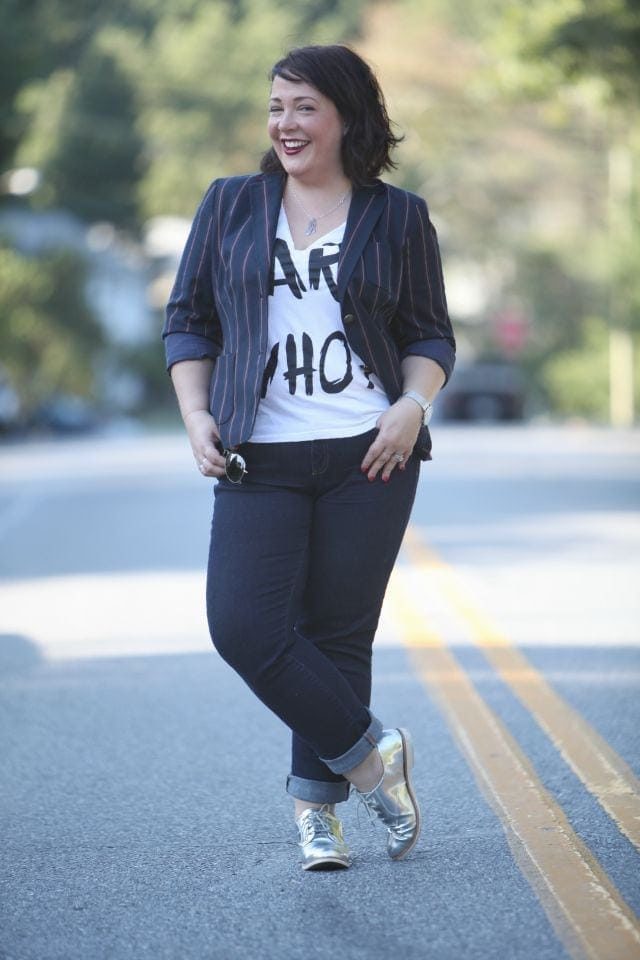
281, 139, 309, 154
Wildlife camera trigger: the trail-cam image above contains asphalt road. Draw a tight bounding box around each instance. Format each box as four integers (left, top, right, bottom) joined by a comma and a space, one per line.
0, 424, 639, 960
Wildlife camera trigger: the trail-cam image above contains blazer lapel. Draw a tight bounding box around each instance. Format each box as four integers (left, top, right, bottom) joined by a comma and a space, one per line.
249, 174, 385, 300
337, 181, 387, 300
250, 173, 285, 294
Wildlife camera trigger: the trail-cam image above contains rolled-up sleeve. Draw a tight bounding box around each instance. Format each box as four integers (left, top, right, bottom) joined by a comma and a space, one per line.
162, 181, 223, 371
393, 197, 456, 384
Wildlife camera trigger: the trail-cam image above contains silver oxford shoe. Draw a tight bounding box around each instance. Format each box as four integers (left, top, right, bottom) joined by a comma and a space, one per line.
357, 728, 421, 860
296, 806, 352, 871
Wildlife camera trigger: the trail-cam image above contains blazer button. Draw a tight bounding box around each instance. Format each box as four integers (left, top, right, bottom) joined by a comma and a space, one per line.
343, 313, 355, 324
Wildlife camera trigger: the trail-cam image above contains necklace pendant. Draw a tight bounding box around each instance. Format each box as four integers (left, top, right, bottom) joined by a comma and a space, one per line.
305, 218, 318, 237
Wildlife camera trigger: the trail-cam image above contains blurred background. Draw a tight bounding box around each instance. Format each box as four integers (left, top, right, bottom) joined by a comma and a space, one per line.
0, 0, 638, 435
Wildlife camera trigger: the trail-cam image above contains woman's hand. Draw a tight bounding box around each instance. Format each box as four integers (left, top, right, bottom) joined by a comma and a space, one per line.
361, 398, 423, 482
183, 409, 226, 478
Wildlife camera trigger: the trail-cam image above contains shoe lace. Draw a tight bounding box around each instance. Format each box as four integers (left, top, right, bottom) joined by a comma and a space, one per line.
298, 805, 338, 844
355, 790, 379, 830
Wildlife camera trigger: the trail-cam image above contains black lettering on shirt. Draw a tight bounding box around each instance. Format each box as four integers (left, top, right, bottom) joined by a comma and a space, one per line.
260, 343, 279, 398
308, 244, 340, 300
319, 331, 353, 394
270, 238, 307, 299
284, 332, 315, 395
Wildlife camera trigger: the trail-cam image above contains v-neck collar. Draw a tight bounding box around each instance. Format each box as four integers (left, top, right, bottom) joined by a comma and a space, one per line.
279, 203, 347, 253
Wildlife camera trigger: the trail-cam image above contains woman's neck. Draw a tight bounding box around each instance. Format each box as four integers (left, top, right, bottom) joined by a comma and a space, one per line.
285, 173, 352, 201
283, 175, 352, 250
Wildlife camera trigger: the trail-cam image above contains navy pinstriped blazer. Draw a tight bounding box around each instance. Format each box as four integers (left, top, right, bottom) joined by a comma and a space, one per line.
163, 172, 455, 459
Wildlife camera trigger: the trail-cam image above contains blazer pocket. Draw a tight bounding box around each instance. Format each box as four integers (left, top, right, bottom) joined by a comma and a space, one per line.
358, 280, 396, 321
209, 353, 236, 426
360, 240, 396, 298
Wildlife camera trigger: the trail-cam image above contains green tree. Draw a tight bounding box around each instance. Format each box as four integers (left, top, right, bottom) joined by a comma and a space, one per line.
0, 242, 105, 411
543, 316, 640, 419
43, 37, 146, 229
521, 0, 640, 102
494, 0, 640, 420
0, 0, 146, 169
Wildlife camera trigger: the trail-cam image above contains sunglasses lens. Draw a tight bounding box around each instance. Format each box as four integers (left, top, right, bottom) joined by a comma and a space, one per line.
225, 452, 246, 483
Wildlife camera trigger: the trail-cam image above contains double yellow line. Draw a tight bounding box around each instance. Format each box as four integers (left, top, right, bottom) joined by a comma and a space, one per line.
389, 526, 640, 960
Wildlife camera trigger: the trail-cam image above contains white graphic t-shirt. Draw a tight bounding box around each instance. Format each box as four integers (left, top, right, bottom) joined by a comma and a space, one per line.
250, 207, 389, 442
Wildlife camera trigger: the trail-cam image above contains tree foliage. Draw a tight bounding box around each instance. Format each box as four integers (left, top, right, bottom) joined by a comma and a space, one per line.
517, 0, 640, 103
6, 0, 367, 225
45, 37, 146, 229
0, 242, 104, 411
483, 0, 640, 414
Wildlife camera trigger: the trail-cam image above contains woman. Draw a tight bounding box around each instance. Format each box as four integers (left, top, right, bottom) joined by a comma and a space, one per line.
163, 44, 455, 870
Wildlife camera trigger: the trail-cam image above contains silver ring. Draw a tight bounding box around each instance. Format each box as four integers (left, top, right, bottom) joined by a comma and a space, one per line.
392, 453, 405, 462
200, 459, 207, 471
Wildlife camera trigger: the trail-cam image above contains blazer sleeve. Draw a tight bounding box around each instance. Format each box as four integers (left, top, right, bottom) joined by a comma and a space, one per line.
162, 181, 224, 371
391, 196, 456, 384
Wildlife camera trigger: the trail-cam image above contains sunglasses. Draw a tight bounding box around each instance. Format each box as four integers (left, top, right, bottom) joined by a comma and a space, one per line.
224, 449, 247, 484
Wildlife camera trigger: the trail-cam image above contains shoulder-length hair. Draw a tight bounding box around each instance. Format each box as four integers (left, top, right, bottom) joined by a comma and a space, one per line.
260, 45, 402, 187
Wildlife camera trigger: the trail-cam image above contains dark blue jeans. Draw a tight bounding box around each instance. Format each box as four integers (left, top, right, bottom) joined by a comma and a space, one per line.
206, 428, 420, 804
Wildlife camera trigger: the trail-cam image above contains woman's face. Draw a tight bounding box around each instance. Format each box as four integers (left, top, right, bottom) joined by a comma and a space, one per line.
268, 75, 345, 184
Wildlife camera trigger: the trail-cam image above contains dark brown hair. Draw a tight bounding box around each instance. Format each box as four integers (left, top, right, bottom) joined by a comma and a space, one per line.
260, 44, 402, 186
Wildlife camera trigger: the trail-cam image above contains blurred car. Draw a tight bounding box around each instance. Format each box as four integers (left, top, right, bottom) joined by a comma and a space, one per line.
0, 375, 21, 434
30, 394, 100, 434
440, 361, 526, 422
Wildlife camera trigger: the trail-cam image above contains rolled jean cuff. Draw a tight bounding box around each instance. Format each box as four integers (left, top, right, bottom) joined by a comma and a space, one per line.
286, 775, 350, 804
321, 712, 383, 775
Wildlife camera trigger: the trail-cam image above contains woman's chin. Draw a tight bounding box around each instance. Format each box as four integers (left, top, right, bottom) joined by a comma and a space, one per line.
280, 157, 311, 179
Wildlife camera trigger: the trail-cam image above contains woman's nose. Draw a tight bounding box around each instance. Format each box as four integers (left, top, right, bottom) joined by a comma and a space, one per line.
279, 110, 297, 131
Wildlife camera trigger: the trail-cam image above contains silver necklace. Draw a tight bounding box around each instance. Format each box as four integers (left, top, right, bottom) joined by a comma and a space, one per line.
289, 187, 350, 237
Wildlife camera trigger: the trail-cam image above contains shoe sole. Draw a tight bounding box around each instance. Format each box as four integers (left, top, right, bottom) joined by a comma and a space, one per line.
302, 857, 351, 871
390, 727, 421, 860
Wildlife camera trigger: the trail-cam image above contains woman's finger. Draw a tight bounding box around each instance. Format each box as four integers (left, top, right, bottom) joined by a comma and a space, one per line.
381, 451, 407, 482
361, 440, 389, 478
361, 443, 406, 482
195, 449, 225, 478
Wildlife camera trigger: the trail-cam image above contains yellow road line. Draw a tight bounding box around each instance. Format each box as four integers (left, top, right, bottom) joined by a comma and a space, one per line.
403, 526, 640, 853
387, 574, 640, 960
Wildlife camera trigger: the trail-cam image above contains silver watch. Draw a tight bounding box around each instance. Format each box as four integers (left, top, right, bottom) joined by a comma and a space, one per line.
402, 390, 433, 426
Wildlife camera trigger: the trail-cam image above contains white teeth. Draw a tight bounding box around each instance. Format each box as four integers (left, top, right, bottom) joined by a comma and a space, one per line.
283, 140, 308, 148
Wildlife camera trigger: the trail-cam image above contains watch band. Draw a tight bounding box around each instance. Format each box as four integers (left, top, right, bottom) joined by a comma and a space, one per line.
402, 390, 433, 426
